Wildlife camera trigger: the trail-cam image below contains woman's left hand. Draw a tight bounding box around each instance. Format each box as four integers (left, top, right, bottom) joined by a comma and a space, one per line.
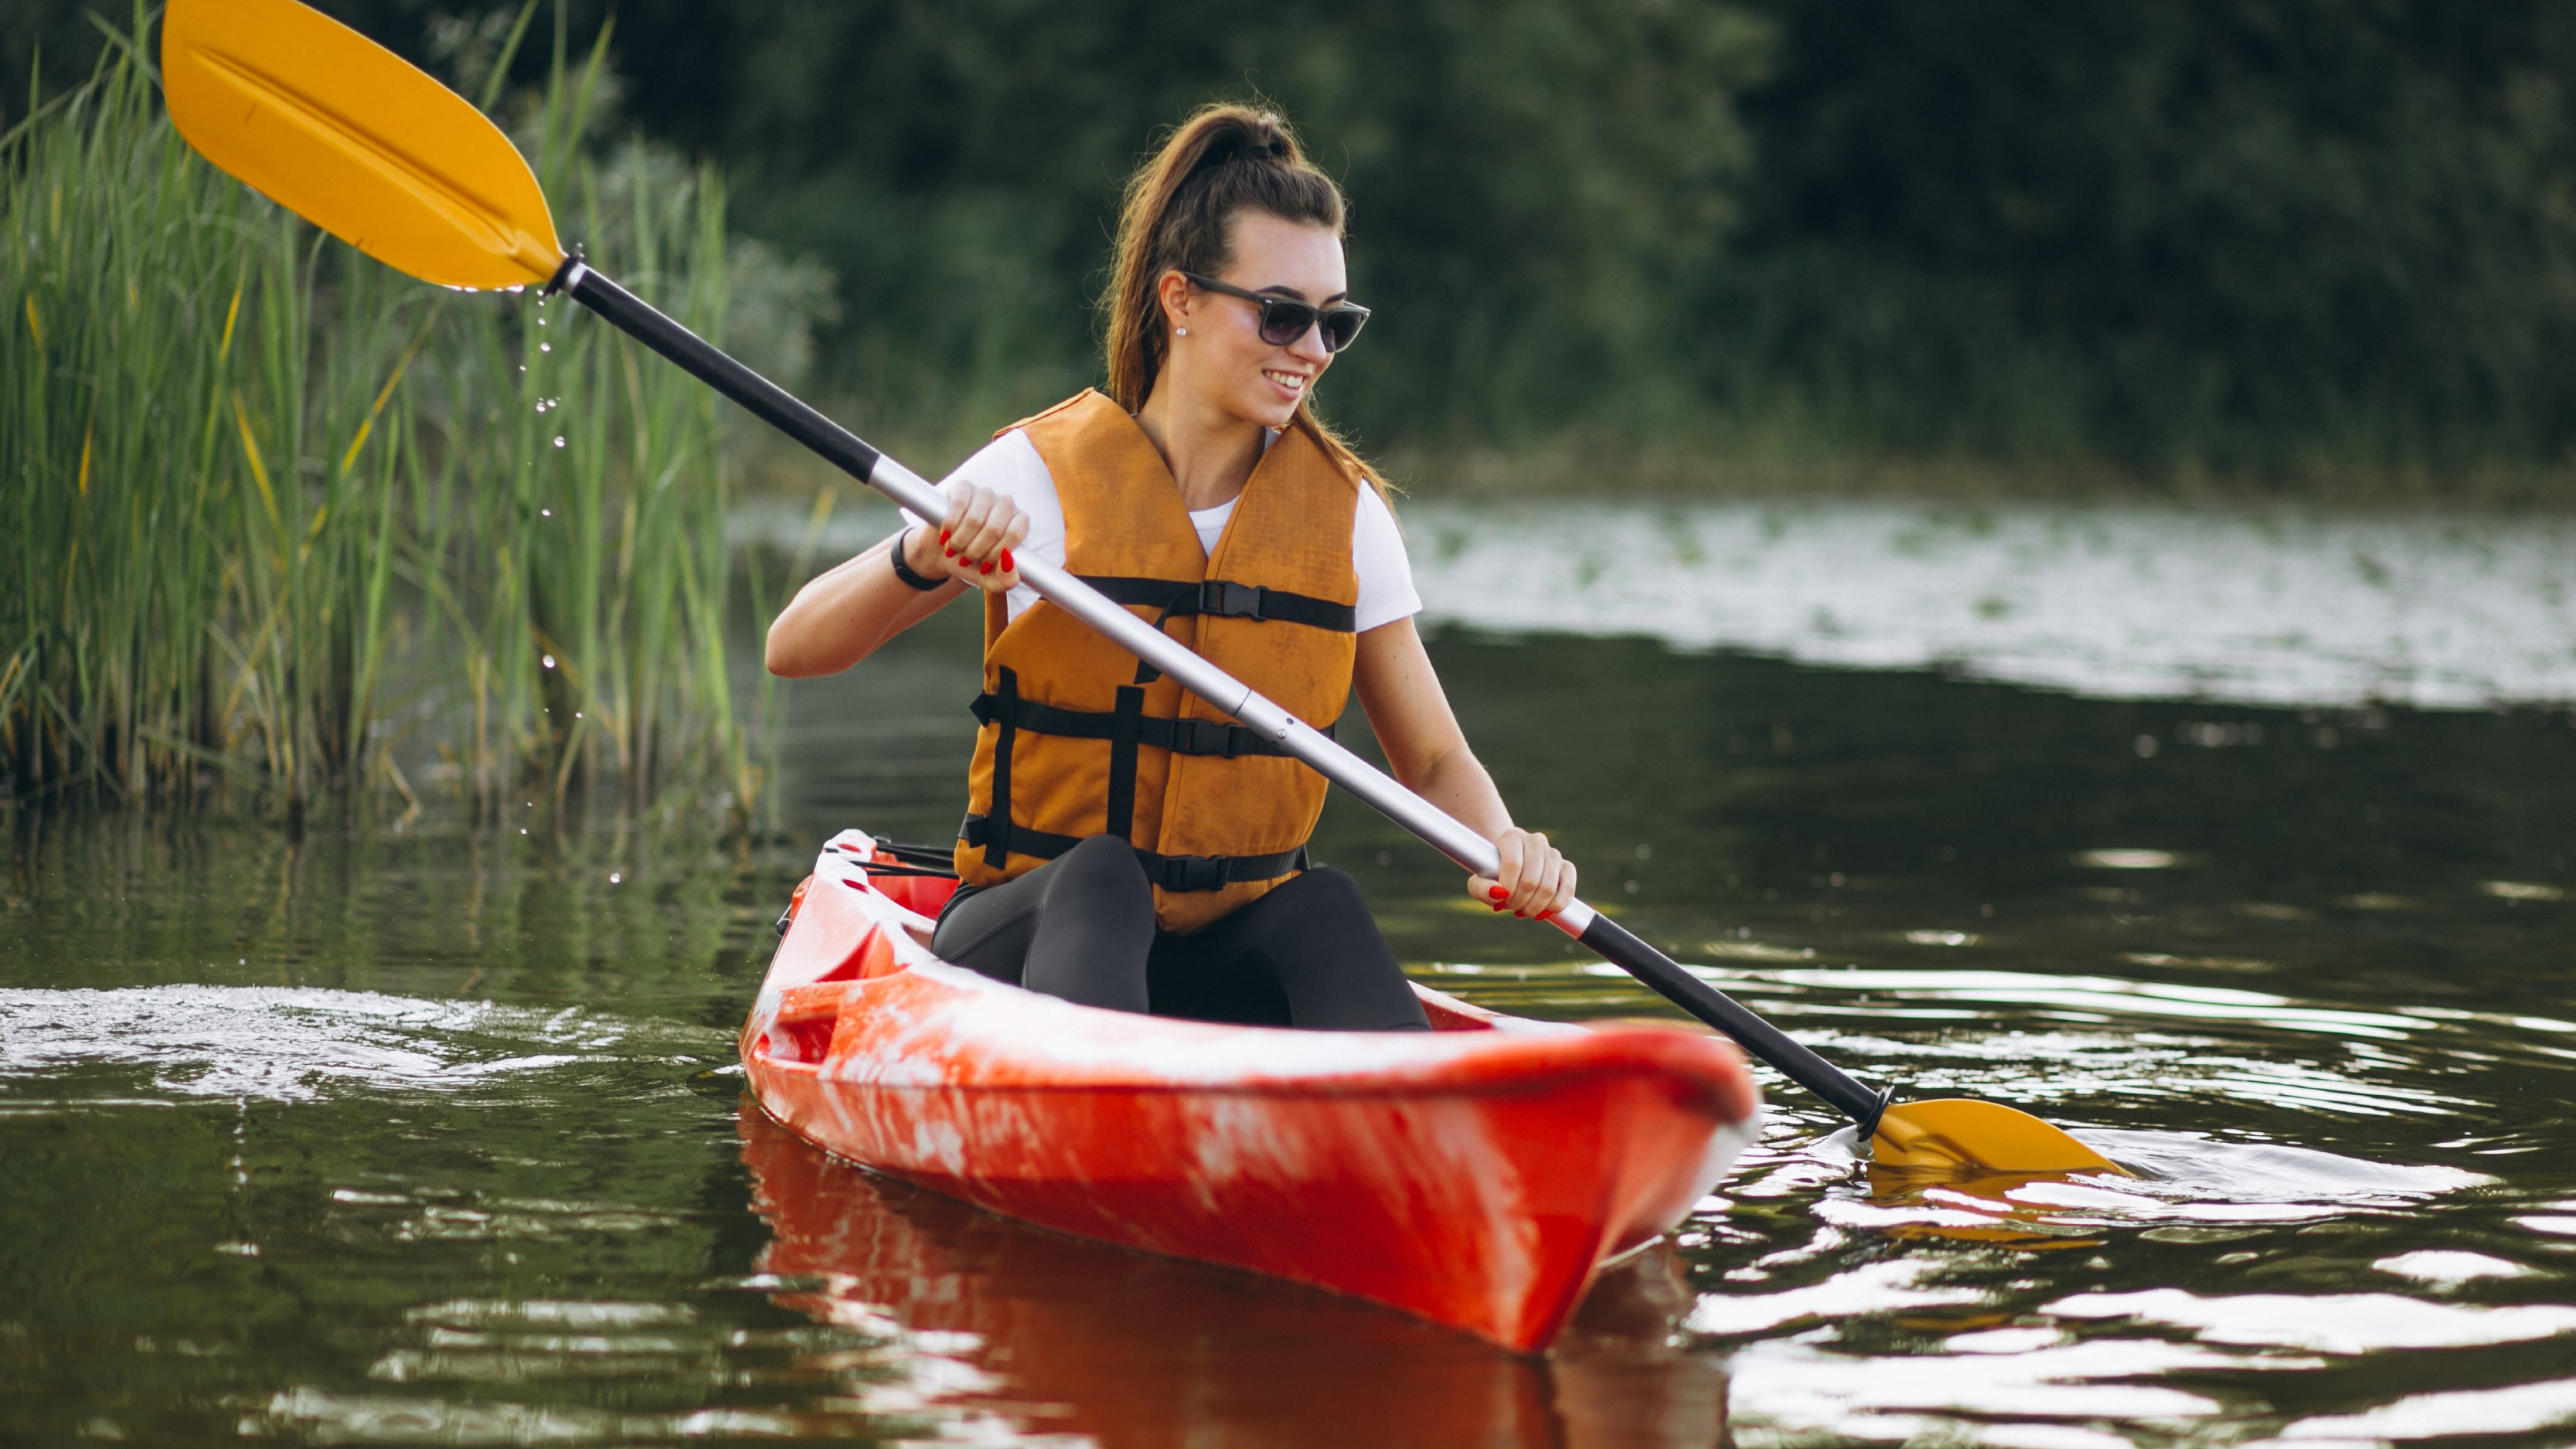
1468, 827, 1577, 920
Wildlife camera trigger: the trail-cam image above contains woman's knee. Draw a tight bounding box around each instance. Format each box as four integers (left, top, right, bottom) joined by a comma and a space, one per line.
1052, 834, 1148, 886
1272, 866, 1373, 927
1030, 838, 1154, 941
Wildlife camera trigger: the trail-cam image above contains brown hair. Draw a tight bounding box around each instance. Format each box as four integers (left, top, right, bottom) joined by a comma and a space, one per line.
1102, 103, 1391, 502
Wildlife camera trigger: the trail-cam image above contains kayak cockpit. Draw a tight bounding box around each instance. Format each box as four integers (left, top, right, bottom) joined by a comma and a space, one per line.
766, 828, 1516, 1037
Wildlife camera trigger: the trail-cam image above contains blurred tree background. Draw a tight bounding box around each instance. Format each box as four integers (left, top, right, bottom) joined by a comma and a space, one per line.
13, 0, 2576, 493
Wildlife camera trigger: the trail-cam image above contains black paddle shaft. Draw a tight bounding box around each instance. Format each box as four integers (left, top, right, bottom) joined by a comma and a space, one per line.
555, 255, 1899, 1136
555, 260, 887, 485
1580, 914, 1894, 1131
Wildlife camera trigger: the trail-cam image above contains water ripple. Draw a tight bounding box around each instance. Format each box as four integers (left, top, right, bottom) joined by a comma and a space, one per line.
0, 986, 724, 1104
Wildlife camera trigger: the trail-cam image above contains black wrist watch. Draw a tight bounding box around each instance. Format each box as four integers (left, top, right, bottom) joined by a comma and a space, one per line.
889, 527, 946, 591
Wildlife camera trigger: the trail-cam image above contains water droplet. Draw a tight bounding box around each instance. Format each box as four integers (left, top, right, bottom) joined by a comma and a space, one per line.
609, 872, 622, 885
541, 654, 556, 669
553, 436, 566, 448
539, 508, 551, 518
539, 342, 551, 352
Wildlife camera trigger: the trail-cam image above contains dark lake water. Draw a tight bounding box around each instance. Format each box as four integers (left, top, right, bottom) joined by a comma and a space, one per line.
6, 604, 2574, 1447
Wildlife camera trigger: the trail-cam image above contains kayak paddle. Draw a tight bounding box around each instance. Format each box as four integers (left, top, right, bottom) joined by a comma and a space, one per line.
162, 0, 2122, 1175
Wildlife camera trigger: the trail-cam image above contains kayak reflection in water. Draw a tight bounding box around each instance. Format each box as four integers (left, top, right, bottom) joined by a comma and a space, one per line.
766, 104, 1574, 1029
739, 1100, 1735, 1447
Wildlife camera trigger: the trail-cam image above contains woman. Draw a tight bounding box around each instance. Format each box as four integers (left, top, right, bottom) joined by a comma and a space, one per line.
766, 104, 1575, 1030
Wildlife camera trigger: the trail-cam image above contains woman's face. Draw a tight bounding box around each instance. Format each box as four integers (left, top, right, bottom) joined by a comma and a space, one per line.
1160, 211, 1347, 430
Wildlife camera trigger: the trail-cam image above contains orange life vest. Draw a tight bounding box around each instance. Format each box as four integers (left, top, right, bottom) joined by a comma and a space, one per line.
952, 389, 1362, 932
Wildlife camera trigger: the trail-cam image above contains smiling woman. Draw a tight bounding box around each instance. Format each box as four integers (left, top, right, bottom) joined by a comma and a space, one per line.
762, 104, 1578, 1027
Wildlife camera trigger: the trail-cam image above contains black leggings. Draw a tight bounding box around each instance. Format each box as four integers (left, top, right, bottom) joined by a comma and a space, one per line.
931, 835, 1430, 1031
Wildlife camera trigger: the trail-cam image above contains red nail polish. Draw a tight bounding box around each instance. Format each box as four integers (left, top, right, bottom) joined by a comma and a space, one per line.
1488, 886, 1508, 901
978, 559, 995, 575
1537, 910, 1556, 923
939, 529, 951, 546
945, 547, 958, 559
1513, 910, 1526, 918
1000, 549, 1015, 571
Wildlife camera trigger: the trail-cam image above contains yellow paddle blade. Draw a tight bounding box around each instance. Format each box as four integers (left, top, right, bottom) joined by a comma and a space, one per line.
162, 0, 562, 291
1871, 1099, 2129, 1175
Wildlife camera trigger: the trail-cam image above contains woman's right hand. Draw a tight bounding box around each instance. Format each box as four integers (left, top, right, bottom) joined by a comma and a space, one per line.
768, 479, 1027, 679
925, 482, 1029, 594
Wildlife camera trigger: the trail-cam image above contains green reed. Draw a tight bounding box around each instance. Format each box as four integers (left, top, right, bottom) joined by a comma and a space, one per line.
2, 10, 761, 820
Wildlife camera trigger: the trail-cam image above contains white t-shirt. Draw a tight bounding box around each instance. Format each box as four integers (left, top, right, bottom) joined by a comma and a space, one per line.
914, 427, 1421, 631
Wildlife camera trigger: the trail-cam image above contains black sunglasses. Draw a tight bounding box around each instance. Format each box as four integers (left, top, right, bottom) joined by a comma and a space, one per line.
1181, 272, 1371, 353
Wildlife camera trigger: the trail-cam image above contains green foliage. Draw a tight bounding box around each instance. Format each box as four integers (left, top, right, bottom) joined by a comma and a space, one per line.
1, 12, 803, 812
612, 0, 2576, 485
1728, 0, 2576, 478
18, 0, 2576, 497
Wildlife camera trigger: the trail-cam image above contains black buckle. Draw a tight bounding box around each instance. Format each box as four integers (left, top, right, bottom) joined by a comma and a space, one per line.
1199, 580, 1265, 621
1156, 854, 1227, 892
1172, 719, 1242, 757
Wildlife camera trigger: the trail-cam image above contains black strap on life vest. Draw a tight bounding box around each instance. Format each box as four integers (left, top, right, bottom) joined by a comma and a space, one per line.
970, 685, 1332, 862
969, 691, 1328, 760
983, 667, 1018, 870
1104, 685, 1143, 843
1071, 575, 1357, 632
1074, 574, 1356, 688
958, 814, 1308, 893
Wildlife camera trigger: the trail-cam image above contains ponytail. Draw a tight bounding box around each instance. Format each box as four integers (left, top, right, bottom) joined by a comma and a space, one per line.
1102, 103, 1394, 505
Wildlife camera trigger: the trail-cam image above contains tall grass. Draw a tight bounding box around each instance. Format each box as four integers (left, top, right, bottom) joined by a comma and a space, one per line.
2, 10, 784, 820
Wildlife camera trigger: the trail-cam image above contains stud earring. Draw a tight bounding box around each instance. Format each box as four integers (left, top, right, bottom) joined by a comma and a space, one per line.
1176, 326, 1188, 337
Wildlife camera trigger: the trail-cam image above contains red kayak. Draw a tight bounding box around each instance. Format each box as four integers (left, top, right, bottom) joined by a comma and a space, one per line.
741, 829, 1761, 1352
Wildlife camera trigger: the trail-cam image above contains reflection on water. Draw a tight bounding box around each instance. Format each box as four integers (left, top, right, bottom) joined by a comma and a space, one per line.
740, 1100, 1730, 1447
3, 610, 2573, 1445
